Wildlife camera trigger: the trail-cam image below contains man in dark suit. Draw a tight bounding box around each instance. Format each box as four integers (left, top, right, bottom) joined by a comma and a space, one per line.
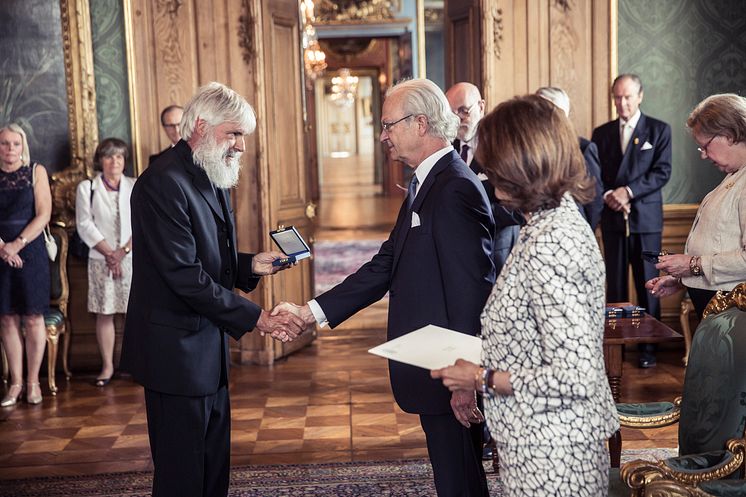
446, 81, 522, 275
121, 83, 305, 497
148, 105, 183, 165
591, 74, 672, 368
535, 86, 604, 230
280, 79, 495, 496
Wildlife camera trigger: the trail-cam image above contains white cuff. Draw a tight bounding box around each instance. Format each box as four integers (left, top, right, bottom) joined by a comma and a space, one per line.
625, 186, 634, 199
603, 189, 613, 199
307, 299, 329, 328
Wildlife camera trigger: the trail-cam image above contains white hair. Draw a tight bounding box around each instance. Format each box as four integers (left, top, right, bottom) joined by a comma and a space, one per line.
180, 82, 256, 140
536, 86, 571, 117
387, 79, 460, 142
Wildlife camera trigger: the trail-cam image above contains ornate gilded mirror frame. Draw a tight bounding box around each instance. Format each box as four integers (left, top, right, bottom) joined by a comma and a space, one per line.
53, 0, 99, 229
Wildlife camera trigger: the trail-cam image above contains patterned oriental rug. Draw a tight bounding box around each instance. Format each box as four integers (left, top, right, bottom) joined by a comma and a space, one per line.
0, 449, 676, 497
313, 239, 386, 296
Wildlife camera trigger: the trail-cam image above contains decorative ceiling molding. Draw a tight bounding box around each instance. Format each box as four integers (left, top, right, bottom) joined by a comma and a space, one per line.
316, 0, 399, 23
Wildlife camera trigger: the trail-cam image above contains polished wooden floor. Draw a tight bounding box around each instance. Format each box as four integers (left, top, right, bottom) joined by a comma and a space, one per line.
0, 155, 687, 481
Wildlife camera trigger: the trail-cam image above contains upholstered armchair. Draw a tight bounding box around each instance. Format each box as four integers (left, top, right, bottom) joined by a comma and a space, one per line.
617, 286, 746, 496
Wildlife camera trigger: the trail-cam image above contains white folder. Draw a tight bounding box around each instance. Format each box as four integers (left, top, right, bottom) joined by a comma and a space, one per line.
368, 324, 482, 370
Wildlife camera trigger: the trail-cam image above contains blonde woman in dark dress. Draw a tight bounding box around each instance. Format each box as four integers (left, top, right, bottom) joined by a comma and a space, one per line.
0, 123, 51, 406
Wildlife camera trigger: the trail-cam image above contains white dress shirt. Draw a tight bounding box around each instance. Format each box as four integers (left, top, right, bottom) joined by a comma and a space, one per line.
75, 174, 135, 260
308, 146, 455, 326
682, 165, 746, 291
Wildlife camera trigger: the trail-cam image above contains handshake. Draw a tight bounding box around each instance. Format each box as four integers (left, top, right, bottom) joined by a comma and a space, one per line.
255, 302, 316, 343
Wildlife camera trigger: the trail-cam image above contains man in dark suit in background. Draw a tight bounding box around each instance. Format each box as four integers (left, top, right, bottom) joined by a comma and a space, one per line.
121, 83, 305, 497
279, 79, 495, 496
535, 86, 604, 230
446, 81, 522, 275
592, 74, 672, 368
148, 105, 183, 165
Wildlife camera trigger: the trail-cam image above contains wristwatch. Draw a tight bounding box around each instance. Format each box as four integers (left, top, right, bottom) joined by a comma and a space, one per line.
123, 246, 131, 254
689, 256, 703, 276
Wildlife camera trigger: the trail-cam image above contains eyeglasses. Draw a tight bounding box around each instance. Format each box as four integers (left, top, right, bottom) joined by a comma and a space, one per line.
697, 135, 717, 155
453, 101, 478, 118
381, 114, 413, 132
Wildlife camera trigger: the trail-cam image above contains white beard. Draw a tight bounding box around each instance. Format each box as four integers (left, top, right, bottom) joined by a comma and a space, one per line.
192, 132, 242, 188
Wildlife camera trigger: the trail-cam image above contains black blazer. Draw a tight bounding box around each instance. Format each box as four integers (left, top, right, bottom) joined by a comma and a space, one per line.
454, 139, 522, 275
591, 113, 672, 234
316, 150, 495, 415
579, 137, 604, 230
121, 140, 262, 397
148, 146, 170, 166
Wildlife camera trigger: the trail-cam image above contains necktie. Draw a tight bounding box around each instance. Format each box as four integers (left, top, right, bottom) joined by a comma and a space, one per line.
406, 176, 419, 210
620, 122, 632, 153
460, 144, 469, 163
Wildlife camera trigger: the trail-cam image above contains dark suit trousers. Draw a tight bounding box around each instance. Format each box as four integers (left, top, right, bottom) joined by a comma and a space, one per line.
145, 386, 231, 497
420, 414, 489, 497
603, 231, 661, 320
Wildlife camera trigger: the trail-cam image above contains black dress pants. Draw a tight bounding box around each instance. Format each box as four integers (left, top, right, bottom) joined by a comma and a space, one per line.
602, 230, 662, 319
144, 385, 231, 497
420, 413, 489, 497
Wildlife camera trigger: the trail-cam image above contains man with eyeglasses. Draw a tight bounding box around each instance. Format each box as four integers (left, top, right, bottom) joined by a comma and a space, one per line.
149, 105, 184, 165
591, 73, 672, 368
446, 82, 522, 277
278, 79, 495, 496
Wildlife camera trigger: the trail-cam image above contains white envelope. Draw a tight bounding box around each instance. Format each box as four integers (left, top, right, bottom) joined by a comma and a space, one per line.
411, 212, 421, 227
641, 141, 653, 150
368, 324, 482, 370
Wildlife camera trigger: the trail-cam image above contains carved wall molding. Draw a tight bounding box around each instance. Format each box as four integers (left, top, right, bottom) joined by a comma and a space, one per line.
56, 0, 98, 229
238, 0, 255, 64
154, 0, 186, 105
492, 7, 503, 60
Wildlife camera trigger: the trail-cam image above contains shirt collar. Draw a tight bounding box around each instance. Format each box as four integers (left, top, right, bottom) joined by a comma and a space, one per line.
414, 145, 454, 185
620, 109, 641, 129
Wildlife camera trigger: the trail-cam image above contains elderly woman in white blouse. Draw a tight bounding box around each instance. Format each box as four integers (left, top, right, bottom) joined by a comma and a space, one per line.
76, 138, 135, 386
647, 94, 746, 318
431, 95, 618, 497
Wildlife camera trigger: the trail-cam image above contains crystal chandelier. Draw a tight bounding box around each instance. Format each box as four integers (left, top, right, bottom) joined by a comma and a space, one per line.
331, 68, 359, 107
301, 0, 327, 82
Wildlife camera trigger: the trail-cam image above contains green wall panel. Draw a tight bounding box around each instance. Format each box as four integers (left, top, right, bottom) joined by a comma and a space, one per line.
619, 0, 746, 203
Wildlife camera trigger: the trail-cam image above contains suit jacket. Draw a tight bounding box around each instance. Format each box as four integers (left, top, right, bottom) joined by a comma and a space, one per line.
316, 150, 496, 415
148, 146, 172, 166
121, 140, 262, 397
579, 137, 603, 230
454, 139, 522, 275
591, 113, 672, 233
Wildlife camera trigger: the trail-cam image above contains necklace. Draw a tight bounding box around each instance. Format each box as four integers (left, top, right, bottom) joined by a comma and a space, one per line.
101, 175, 120, 191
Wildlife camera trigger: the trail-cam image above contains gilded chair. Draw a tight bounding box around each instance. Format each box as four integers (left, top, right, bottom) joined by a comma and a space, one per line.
44, 225, 72, 394
617, 285, 746, 496
0, 226, 71, 396
680, 297, 696, 365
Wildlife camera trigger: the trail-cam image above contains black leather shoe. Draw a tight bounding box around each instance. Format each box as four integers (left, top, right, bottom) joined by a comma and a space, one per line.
483, 445, 493, 461
638, 354, 657, 368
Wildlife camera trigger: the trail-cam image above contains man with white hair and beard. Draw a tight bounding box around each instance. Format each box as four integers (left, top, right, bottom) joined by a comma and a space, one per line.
121, 82, 305, 497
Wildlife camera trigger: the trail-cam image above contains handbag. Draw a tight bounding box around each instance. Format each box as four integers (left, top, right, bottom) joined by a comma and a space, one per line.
43, 227, 58, 261
32, 163, 58, 261
70, 179, 94, 260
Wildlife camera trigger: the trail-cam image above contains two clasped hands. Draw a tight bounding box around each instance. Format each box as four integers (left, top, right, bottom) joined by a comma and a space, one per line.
251, 251, 316, 343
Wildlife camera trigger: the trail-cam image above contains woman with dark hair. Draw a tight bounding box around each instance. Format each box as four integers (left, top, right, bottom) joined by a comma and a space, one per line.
0, 123, 52, 406
431, 95, 618, 496
647, 93, 746, 318
75, 138, 135, 386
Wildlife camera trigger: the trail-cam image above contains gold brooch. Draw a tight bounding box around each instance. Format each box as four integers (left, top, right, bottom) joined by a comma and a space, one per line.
634, 137, 639, 145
